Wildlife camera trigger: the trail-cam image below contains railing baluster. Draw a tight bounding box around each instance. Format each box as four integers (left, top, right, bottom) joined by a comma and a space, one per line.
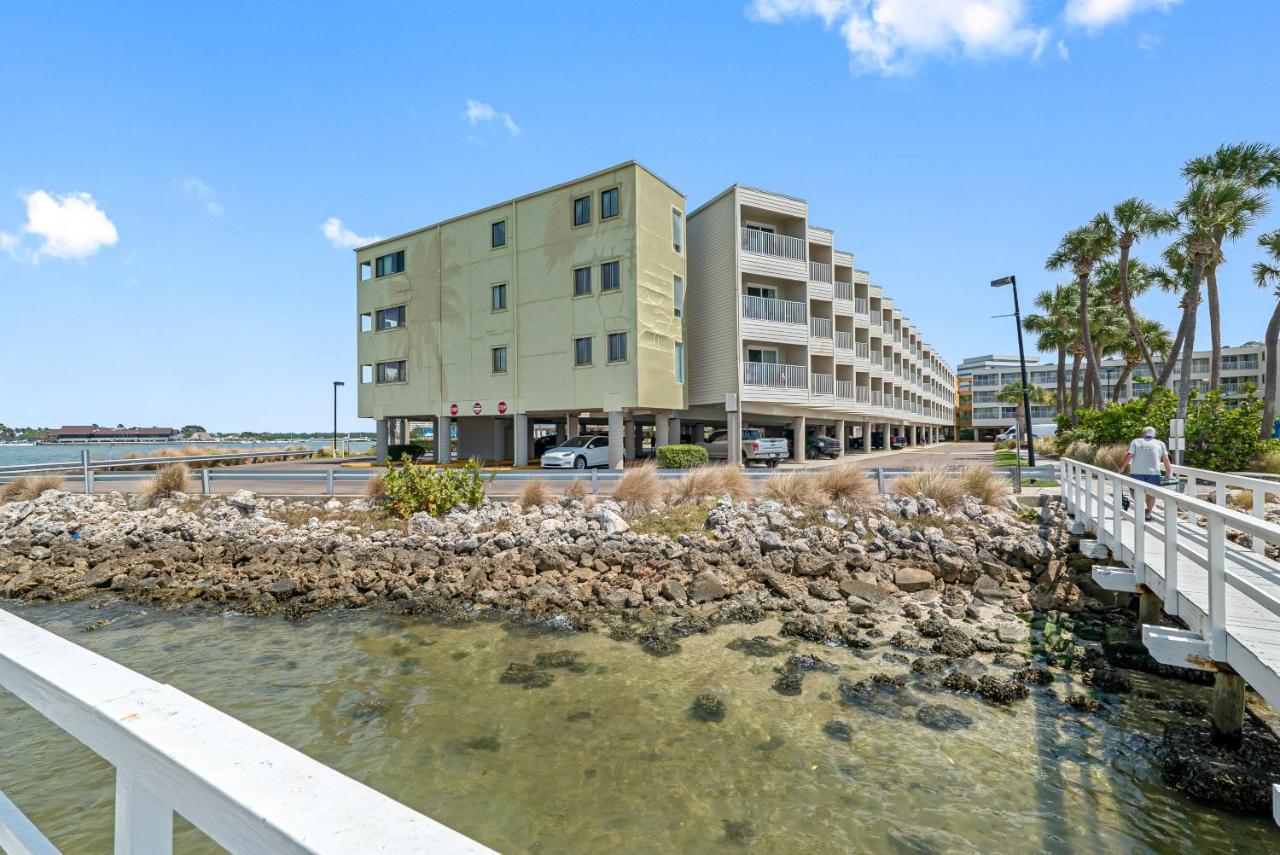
1134, 484, 1146, 584
1207, 514, 1226, 660
115, 772, 173, 855
1253, 488, 1266, 555
1164, 495, 1180, 616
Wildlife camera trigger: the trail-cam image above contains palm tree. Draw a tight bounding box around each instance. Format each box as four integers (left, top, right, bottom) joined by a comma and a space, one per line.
1101, 199, 1176, 381
997, 381, 1053, 443
1023, 285, 1076, 414
1087, 290, 1130, 406
1253, 229, 1280, 439
1182, 144, 1279, 388
1112, 318, 1172, 402
1046, 215, 1116, 415
1150, 247, 1195, 388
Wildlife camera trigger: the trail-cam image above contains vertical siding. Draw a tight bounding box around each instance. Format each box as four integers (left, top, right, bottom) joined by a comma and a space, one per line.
686, 192, 739, 406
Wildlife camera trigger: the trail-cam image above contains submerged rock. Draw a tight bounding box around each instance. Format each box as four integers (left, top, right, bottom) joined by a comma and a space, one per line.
499, 662, 554, 689
977, 676, 1030, 705
823, 719, 854, 742
1085, 667, 1134, 694
1067, 694, 1101, 713
637, 630, 681, 658
772, 670, 803, 696
726, 635, 788, 657
691, 693, 727, 722
460, 736, 501, 752
722, 819, 757, 844
1158, 720, 1280, 816
915, 703, 974, 732
534, 650, 587, 671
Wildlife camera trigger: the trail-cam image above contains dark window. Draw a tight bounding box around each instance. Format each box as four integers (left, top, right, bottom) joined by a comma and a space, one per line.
491, 346, 507, 374
375, 250, 405, 277
492, 283, 507, 311
573, 195, 591, 227
673, 275, 684, 318
601, 187, 619, 220
601, 260, 620, 292
608, 332, 627, 363
573, 265, 592, 297
375, 305, 405, 330
491, 220, 506, 248
574, 337, 592, 366
376, 360, 406, 383
671, 209, 683, 253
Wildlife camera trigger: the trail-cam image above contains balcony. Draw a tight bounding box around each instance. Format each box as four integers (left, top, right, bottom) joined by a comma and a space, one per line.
741, 227, 805, 261
870, 309, 882, 326
870, 351, 883, 367
742, 294, 806, 325
836, 379, 855, 399
809, 261, 833, 283
811, 372, 834, 395
835, 330, 853, 350
856, 386, 870, 403
871, 391, 884, 406
811, 316, 833, 339
834, 280, 853, 301
856, 341, 869, 359
854, 297, 868, 315
883, 321, 893, 334
744, 362, 807, 388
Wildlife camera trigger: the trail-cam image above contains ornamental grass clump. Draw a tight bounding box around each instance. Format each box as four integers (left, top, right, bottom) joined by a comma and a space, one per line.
563, 478, 591, 504
712, 465, 751, 502
613, 462, 663, 511
668, 466, 720, 504
363, 473, 385, 499
762, 471, 829, 509
140, 463, 189, 507
818, 464, 876, 508
519, 479, 552, 510
891, 465, 964, 508
0, 473, 62, 502
958, 464, 1013, 506
1091, 444, 1129, 473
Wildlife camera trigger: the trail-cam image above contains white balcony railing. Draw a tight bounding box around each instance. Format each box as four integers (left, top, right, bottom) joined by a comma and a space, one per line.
871, 351, 883, 366
870, 310, 882, 326
809, 261, 833, 283
744, 362, 807, 388
741, 294, 806, 325
883, 322, 893, 334
741, 227, 805, 261
871, 391, 884, 406
811, 316, 833, 338
856, 386, 870, 403
834, 280, 853, 301
836, 379, 855, 399
856, 341, 869, 359
835, 330, 853, 350
811, 372, 834, 395
854, 297, 868, 315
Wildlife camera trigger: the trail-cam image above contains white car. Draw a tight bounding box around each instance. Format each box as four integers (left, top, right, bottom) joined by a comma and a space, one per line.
540, 435, 610, 469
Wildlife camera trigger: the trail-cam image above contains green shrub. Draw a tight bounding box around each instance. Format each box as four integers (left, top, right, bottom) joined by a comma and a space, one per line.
993, 438, 1015, 450
380, 456, 492, 517
387, 442, 430, 461
655, 444, 709, 469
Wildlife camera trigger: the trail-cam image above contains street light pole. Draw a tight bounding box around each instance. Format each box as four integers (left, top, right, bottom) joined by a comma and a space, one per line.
991, 275, 1036, 467
332, 381, 345, 456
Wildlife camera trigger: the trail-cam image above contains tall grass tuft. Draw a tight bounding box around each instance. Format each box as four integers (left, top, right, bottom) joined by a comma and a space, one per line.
519, 479, 551, 509
363, 473, 385, 499
1252, 449, 1280, 475
140, 463, 189, 507
1092, 444, 1129, 473
0, 473, 63, 502
1063, 442, 1097, 465
564, 478, 591, 504
818, 464, 876, 508
613, 462, 663, 511
762, 471, 829, 508
712, 465, 751, 502
892, 465, 964, 508
958, 464, 1013, 506
668, 466, 720, 504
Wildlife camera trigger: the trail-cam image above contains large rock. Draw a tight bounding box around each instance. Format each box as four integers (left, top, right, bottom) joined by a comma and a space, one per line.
588, 508, 630, 535
690, 571, 730, 603
227, 490, 260, 514
894, 567, 934, 593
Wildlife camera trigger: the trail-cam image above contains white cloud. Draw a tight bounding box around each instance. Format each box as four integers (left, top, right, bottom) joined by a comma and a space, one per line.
7, 190, 119, 261
464, 99, 520, 135
748, 0, 1048, 76
321, 217, 380, 249
176, 176, 224, 216
1064, 0, 1179, 31
1057, 38, 1070, 59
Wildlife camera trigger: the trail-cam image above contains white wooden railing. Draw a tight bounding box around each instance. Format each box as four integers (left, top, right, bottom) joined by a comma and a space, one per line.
740, 228, 805, 261
0, 609, 491, 854
836, 379, 855, 399
808, 261, 833, 283
811, 372, 834, 395
810, 316, 833, 338
741, 294, 806, 325
835, 330, 853, 350
834, 280, 853, 301
1172, 464, 1280, 554
744, 362, 807, 388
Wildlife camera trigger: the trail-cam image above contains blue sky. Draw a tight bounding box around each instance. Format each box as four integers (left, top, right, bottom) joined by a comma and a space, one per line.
2, 1, 1278, 431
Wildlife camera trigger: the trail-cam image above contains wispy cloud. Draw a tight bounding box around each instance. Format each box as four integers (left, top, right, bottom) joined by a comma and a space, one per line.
464, 99, 520, 135
1, 190, 119, 262
1137, 30, 1161, 50
1063, 0, 1180, 32
321, 217, 380, 249
176, 176, 224, 216
1057, 38, 1070, 60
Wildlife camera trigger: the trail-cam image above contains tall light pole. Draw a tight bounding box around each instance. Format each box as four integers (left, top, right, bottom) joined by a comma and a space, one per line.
991, 275, 1036, 467
332, 381, 345, 456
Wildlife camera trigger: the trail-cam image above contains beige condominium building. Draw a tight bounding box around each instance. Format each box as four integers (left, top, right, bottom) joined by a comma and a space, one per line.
681, 185, 955, 459
356, 162, 687, 468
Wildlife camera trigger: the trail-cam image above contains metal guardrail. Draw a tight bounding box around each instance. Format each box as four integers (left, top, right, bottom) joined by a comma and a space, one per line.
0, 609, 493, 854
0, 449, 318, 477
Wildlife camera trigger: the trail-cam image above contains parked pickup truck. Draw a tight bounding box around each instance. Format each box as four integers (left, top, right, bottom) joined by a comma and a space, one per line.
702, 428, 789, 467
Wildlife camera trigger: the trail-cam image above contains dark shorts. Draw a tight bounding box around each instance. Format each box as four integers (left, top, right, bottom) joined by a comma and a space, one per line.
1132, 474, 1163, 486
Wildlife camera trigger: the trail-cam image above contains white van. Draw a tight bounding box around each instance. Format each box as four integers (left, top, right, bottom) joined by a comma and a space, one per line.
996, 424, 1057, 442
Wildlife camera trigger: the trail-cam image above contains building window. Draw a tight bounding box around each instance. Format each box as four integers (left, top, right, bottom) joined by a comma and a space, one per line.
675, 341, 685, 383
671, 208, 683, 253
491, 346, 508, 374
375, 250, 405, 277
574, 336, 593, 366
491, 220, 506, 248
360, 364, 373, 383
608, 331, 627, 363
492, 282, 507, 311
375, 305, 405, 330
360, 261, 372, 281
601, 260, 620, 292
601, 187, 619, 220
573, 265, 592, 297
573, 195, 591, 227
673, 275, 684, 318
360, 313, 372, 332
376, 360, 406, 383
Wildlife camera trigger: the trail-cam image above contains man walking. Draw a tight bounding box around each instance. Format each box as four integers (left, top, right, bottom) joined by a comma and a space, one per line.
1122, 426, 1173, 522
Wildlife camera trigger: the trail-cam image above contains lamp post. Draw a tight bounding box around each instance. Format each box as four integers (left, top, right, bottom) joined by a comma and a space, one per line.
332, 381, 345, 457
991, 275, 1036, 468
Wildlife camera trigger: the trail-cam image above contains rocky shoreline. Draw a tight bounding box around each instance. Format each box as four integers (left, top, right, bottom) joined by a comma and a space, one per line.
3, 485, 1279, 819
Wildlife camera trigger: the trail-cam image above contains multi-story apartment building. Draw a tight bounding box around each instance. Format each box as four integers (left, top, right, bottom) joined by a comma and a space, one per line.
960, 344, 1271, 440
955, 374, 974, 438
356, 162, 687, 468
682, 185, 955, 459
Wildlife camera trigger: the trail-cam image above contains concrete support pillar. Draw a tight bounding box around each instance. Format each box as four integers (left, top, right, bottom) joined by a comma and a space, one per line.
726, 409, 743, 468
862, 421, 872, 453
492, 419, 507, 462
793, 416, 806, 462
1210, 672, 1246, 748
607, 411, 625, 470
623, 420, 636, 461
436, 417, 451, 464
836, 419, 845, 453
567, 414, 580, 440
655, 414, 670, 447
907, 425, 915, 446
555, 419, 567, 445
375, 418, 389, 461
513, 413, 529, 467
398, 418, 410, 446
669, 417, 682, 445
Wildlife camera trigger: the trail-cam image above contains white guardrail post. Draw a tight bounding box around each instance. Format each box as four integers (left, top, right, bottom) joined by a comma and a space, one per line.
201, 468, 211, 495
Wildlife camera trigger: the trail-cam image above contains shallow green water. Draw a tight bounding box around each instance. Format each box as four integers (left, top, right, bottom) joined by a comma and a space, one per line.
0, 599, 1273, 854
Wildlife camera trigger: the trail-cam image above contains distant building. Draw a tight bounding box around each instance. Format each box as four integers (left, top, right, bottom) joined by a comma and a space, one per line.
43, 426, 181, 443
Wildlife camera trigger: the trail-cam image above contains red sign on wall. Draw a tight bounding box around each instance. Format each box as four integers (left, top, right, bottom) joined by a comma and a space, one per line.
472, 402, 483, 415
497, 401, 508, 415
449, 403, 459, 417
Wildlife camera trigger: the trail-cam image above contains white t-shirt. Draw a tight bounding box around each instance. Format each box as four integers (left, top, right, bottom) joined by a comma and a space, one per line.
1128, 437, 1168, 476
